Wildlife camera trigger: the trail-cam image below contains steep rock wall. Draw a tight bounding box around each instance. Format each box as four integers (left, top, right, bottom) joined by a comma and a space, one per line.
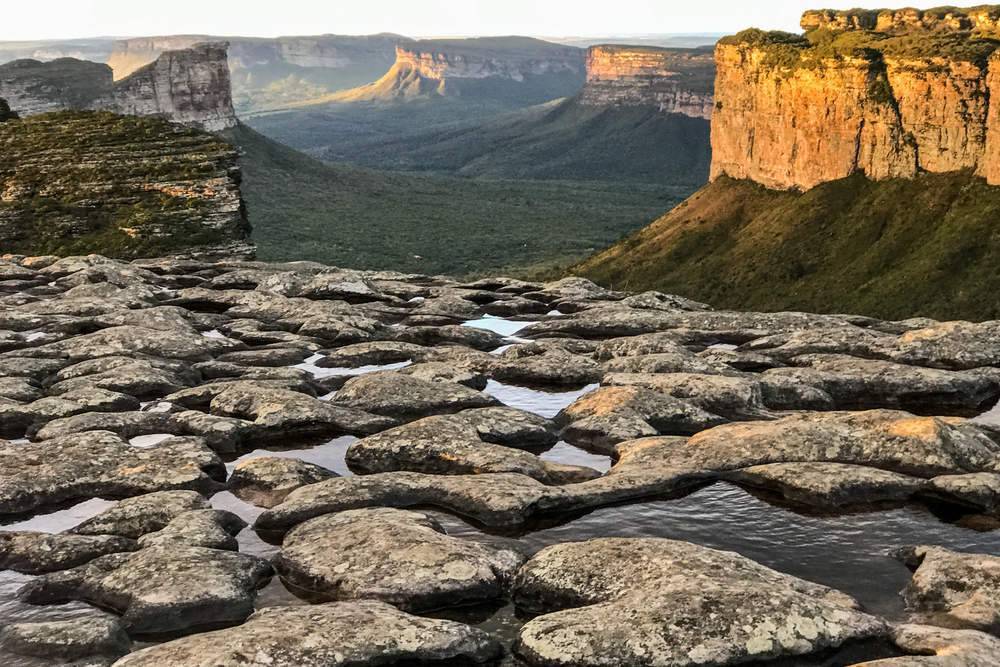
394, 39, 584, 81
0, 43, 236, 131
114, 42, 237, 132
578, 45, 715, 119
711, 7, 1000, 190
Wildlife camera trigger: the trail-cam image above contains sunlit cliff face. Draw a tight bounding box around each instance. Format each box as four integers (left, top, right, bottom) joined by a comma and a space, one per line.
710, 6, 1000, 191
579, 45, 715, 119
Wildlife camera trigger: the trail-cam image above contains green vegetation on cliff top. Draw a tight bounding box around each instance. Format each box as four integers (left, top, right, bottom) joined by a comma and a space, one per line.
0, 111, 246, 258
574, 172, 1000, 321
722, 25, 1000, 68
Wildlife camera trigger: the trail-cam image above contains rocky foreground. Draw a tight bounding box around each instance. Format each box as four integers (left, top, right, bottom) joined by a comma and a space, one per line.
0, 254, 999, 665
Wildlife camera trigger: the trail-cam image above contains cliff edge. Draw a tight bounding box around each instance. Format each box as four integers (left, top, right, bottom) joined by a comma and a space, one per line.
0, 42, 236, 131
0, 111, 251, 259
711, 6, 1000, 190
579, 45, 715, 119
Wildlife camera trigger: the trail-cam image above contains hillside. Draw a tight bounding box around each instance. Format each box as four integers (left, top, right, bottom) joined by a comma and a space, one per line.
306, 98, 711, 185
0, 110, 249, 258
222, 123, 687, 275
575, 173, 1000, 321
248, 44, 714, 187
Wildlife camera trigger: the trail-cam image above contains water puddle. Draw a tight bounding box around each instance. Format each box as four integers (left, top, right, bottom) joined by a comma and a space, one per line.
128, 434, 174, 448
0, 498, 117, 533
485, 380, 598, 419
462, 317, 533, 338
293, 354, 411, 380
430, 481, 1000, 642
226, 435, 357, 478
539, 441, 612, 472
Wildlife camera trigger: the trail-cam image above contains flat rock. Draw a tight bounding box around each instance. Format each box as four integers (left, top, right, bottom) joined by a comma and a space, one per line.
724, 462, 927, 508
0, 615, 131, 663
556, 385, 727, 453
210, 383, 395, 439
255, 471, 555, 534
676, 410, 1000, 479
110, 600, 502, 666
19, 545, 273, 637
849, 624, 1000, 666
229, 456, 339, 508
346, 413, 597, 484
0, 388, 140, 438
604, 372, 773, 420
512, 538, 888, 666
0, 432, 225, 516
19, 325, 239, 362
928, 473, 1000, 514
491, 344, 603, 387
72, 490, 210, 539
333, 372, 498, 419
0, 531, 138, 574
136, 509, 246, 550
898, 545, 1000, 635
275, 508, 525, 611
763, 355, 1000, 416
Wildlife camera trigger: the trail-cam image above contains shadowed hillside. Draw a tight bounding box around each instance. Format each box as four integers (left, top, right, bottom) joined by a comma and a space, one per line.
223, 123, 688, 275
575, 173, 1000, 321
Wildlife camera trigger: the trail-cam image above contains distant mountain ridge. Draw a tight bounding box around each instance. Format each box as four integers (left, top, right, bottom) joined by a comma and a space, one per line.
326, 37, 586, 106
0, 42, 237, 131
107, 34, 408, 113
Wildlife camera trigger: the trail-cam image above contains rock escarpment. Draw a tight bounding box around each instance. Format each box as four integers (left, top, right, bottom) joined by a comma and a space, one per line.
579, 45, 715, 119
108, 34, 407, 113
0, 42, 236, 131
334, 37, 586, 105
113, 42, 236, 132
711, 5, 1000, 190
0, 111, 251, 259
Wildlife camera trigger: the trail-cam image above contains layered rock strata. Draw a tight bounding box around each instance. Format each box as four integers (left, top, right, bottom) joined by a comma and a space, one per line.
0, 111, 251, 259
0, 42, 236, 131
711, 5, 1000, 190
579, 45, 715, 119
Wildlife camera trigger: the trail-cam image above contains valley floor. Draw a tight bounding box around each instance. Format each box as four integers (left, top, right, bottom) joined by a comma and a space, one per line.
225, 124, 689, 276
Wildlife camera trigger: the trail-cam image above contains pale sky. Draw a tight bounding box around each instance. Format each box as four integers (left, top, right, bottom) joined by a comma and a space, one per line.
2, 1, 951, 41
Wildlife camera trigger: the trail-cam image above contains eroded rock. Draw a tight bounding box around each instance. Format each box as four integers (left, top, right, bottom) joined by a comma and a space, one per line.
110, 601, 502, 666
275, 508, 525, 611
512, 538, 888, 666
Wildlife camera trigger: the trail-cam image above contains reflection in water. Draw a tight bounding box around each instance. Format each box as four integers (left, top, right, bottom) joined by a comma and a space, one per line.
293, 354, 411, 380
540, 441, 612, 472
484, 380, 598, 419
462, 317, 534, 338
435, 482, 1000, 626
226, 436, 357, 478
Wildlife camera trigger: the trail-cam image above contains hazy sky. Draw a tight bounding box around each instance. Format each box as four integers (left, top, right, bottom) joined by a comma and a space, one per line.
3, 1, 950, 41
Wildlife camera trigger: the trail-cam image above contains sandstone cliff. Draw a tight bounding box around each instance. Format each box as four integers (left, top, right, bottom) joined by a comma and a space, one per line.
578, 45, 715, 119
114, 42, 237, 132
711, 6, 1000, 191
333, 37, 585, 105
0, 111, 251, 259
0, 43, 236, 131
108, 34, 406, 112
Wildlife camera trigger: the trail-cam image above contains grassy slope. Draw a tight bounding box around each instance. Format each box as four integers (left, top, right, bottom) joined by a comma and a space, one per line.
224, 123, 688, 276
575, 172, 1000, 321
